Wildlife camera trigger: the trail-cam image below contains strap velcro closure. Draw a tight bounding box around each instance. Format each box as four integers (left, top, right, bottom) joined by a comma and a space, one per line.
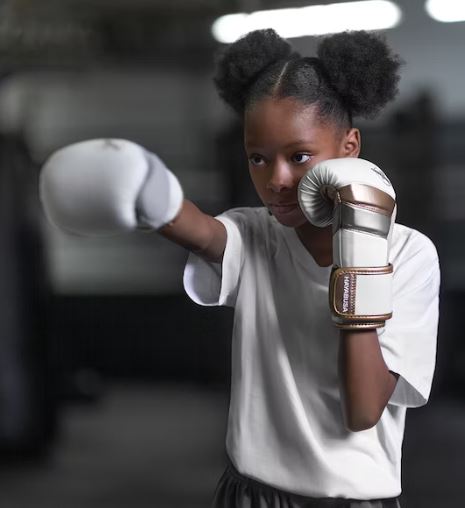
329, 264, 393, 323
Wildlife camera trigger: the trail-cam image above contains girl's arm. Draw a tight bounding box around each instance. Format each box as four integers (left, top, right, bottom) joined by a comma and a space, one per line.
159, 199, 227, 263
338, 329, 399, 432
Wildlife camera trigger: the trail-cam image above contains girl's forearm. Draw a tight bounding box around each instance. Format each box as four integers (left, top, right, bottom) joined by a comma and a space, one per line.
338, 329, 398, 432
159, 199, 227, 263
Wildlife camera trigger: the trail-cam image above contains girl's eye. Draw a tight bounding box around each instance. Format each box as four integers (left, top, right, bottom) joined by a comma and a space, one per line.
292, 153, 311, 164
248, 154, 266, 166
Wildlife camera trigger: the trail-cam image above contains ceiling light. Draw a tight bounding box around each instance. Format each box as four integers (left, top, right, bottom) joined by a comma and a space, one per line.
211, 1, 402, 43
425, 0, 465, 23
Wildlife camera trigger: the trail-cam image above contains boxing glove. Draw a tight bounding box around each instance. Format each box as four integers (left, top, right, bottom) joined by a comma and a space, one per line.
298, 158, 396, 329
39, 138, 183, 236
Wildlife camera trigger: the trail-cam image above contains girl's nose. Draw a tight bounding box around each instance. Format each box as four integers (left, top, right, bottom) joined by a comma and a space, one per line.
267, 161, 294, 192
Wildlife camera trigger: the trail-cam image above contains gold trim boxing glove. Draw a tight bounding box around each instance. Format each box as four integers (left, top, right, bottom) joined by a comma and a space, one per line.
298, 158, 396, 329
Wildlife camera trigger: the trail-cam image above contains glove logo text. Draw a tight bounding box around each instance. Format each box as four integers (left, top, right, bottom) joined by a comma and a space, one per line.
342, 275, 351, 313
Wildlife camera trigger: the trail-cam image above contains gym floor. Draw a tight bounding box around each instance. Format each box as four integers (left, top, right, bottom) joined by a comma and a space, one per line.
0, 383, 462, 508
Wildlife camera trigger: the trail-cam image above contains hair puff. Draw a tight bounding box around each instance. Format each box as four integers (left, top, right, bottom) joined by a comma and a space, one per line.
317, 31, 402, 119
213, 29, 298, 113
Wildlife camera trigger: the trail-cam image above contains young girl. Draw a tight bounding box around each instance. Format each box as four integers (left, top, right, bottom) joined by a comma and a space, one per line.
40, 29, 440, 508
183, 29, 439, 507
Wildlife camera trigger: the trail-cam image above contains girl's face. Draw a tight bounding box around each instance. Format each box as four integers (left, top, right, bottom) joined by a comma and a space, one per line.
244, 96, 360, 227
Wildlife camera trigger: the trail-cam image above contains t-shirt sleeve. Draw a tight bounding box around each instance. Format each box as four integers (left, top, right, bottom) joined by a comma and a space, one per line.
379, 231, 440, 408
182, 209, 248, 308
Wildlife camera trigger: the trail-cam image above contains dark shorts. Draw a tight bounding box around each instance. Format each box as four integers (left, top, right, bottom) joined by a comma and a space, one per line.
212, 461, 401, 508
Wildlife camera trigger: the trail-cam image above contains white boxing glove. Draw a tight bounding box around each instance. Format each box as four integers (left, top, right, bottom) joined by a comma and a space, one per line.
39, 138, 183, 236
298, 158, 396, 329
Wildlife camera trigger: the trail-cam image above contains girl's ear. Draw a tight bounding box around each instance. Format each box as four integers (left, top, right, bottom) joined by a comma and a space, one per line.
341, 128, 361, 157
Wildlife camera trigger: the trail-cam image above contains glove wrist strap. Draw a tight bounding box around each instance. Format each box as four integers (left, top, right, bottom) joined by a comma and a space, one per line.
329, 264, 393, 329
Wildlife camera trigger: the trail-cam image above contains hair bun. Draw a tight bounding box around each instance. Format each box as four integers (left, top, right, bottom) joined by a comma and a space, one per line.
317, 30, 402, 119
214, 29, 298, 113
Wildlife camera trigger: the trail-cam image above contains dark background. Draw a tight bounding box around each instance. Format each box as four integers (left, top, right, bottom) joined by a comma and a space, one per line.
0, 0, 463, 506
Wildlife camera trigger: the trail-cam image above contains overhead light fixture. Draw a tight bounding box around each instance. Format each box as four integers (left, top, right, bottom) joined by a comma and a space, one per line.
425, 0, 465, 23
211, 1, 402, 43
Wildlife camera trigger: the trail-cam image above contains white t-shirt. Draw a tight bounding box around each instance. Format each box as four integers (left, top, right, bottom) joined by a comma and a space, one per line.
183, 207, 440, 500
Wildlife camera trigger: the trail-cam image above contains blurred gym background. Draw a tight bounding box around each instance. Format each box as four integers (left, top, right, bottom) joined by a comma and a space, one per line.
0, 0, 463, 506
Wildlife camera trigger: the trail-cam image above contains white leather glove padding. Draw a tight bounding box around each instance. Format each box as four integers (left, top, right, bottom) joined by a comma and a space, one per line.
40, 138, 183, 236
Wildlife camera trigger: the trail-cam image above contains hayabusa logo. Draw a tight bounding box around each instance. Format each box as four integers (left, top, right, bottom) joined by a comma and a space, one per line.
370, 165, 392, 187
342, 275, 351, 313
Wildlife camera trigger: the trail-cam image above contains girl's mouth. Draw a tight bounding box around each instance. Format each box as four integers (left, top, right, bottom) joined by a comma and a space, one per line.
269, 202, 298, 213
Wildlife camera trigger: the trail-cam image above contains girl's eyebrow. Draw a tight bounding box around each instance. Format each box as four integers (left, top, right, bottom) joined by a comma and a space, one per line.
283, 140, 316, 149
245, 139, 315, 149
244, 143, 260, 151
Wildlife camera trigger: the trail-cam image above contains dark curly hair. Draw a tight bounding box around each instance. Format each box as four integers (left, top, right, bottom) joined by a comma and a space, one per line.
213, 29, 402, 127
